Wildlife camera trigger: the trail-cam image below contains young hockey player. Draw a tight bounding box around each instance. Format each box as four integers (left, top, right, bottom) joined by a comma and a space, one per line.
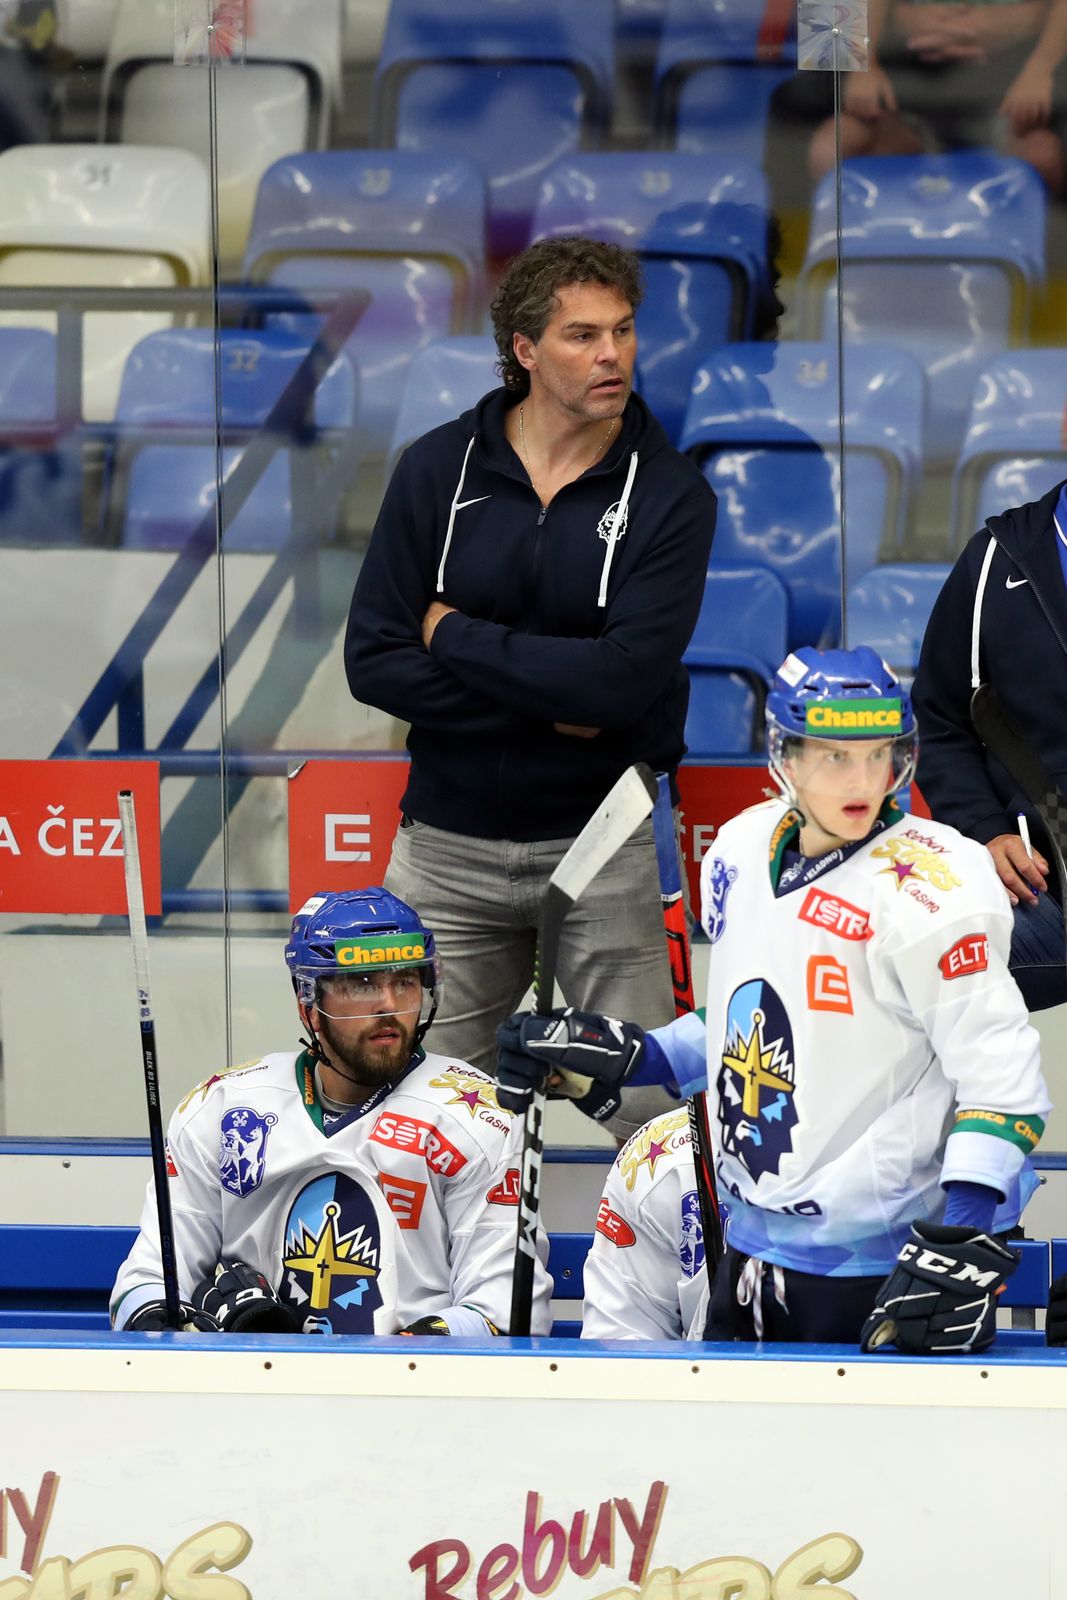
112, 888, 551, 1336
497, 647, 1050, 1353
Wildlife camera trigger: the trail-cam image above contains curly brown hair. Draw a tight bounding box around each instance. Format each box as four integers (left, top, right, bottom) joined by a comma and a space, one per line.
490, 236, 644, 396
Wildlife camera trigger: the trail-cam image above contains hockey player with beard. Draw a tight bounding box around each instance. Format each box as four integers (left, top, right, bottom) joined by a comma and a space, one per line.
497, 647, 1051, 1353
112, 888, 552, 1336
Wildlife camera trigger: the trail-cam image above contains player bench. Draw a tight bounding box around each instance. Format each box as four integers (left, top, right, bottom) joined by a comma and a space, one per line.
0, 1225, 1052, 1338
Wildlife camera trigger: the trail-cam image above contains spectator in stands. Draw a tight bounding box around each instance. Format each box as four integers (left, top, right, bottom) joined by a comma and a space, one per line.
344, 235, 716, 1136
912, 477, 1067, 1010
786, 0, 1067, 194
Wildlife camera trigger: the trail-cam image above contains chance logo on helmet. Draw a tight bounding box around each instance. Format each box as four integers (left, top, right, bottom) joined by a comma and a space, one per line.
805, 697, 903, 735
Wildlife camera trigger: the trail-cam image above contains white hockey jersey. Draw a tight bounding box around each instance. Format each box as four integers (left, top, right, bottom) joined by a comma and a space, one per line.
580, 1106, 707, 1341
694, 800, 1050, 1276
112, 1048, 552, 1335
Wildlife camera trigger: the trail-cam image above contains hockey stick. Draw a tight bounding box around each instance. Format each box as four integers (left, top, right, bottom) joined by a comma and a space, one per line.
118, 790, 182, 1330
652, 775, 725, 1275
509, 762, 659, 1336
970, 685, 1067, 911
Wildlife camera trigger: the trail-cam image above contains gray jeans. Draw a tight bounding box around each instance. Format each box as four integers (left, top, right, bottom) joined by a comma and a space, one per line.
383, 816, 680, 1138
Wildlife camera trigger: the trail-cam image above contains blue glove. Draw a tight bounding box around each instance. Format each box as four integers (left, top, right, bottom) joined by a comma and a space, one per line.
495, 1007, 645, 1119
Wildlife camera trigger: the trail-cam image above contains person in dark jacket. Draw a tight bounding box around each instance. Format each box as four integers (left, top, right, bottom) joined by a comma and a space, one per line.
912, 477, 1067, 1009
344, 236, 717, 1134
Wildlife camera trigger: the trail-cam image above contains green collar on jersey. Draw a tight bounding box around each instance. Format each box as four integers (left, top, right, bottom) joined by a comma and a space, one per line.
295, 1045, 426, 1133
768, 797, 904, 893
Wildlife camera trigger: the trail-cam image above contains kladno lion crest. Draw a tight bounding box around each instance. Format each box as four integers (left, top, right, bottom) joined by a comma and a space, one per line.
705, 857, 738, 944
717, 979, 798, 1180
597, 500, 629, 542
218, 1107, 277, 1197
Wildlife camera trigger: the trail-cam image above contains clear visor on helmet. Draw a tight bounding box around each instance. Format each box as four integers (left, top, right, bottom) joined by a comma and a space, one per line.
298, 964, 439, 1024
767, 723, 918, 807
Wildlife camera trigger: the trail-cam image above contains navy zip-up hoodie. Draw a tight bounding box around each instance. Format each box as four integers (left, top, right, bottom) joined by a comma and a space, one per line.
345, 388, 717, 840
913, 477, 1067, 850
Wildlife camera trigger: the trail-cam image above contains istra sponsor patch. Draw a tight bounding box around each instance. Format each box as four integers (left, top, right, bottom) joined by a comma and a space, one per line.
369, 1113, 467, 1175
799, 887, 872, 941
595, 1199, 636, 1247
332, 933, 429, 966
805, 696, 902, 735
938, 934, 989, 980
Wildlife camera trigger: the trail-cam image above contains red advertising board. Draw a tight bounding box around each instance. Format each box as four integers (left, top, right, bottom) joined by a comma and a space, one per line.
287, 758, 773, 912
287, 758, 410, 912
0, 761, 161, 914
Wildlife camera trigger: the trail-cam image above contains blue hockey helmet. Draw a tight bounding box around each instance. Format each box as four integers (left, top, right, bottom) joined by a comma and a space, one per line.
285, 887, 441, 1041
766, 646, 917, 801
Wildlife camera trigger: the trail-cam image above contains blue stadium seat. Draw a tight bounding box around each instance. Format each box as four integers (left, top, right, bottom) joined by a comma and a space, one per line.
112, 328, 357, 551
386, 336, 499, 481
0, 329, 82, 545
531, 153, 771, 442
372, 0, 614, 257
680, 341, 924, 647
243, 150, 487, 463
846, 563, 950, 681
800, 153, 1046, 464
653, 0, 796, 167
684, 563, 788, 756
951, 352, 1067, 550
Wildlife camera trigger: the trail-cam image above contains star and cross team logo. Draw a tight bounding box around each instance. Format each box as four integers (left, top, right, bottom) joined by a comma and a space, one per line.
717, 979, 799, 1180
278, 1172, 388, 1333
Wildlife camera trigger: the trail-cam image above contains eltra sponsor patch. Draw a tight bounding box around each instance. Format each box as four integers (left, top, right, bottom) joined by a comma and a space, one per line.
369, 1113, 467, 1175
938, 934, 989, 980
799, 887, 872, 941
595, 1198, 637, 1247
486, 1168, 520, 1206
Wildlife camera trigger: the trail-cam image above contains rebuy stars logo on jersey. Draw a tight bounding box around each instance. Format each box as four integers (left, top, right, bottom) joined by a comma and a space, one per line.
717, 979, 798, 1180
427, 1068, 502, 1118
705, 857, 738, 944
618, 1108, 691, 1191
280, 1172, 386, 1333
218, 1107, 277, 1198
871, 836, 962, 895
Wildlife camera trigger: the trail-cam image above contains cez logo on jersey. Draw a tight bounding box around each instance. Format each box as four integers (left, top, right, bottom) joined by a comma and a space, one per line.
369, 1113, 467, 1175
704, 856, 738, 944
679, 1190, 705, 1279
218, 1107, 277, 1197
595, 1198, 636, 1247
799, 887, 872, 941
806, 955, 853, 1014
938, 934, 989, 980
378, 1171, 427, 1229
718, 979, 798, 1181
280, 1172, 386, 1332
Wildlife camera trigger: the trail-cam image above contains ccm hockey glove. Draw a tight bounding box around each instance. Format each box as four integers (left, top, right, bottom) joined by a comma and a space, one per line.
192, 1260, 303, 1333
495, 1007, 645, 1118
860, 1221, 1018, 1355
125, 1300, 219, 1332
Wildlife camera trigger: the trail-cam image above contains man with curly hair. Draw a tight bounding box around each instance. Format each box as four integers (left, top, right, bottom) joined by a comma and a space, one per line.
345, 236, 716, 1138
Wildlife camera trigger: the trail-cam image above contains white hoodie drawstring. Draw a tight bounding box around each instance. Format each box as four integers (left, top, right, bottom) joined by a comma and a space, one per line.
436, 435, 476, 594
736, 1255, 788, 1339
596, 450, 639, 607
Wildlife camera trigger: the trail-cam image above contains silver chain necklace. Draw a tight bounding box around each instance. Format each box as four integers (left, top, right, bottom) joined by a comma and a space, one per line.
518, 403, 617, 510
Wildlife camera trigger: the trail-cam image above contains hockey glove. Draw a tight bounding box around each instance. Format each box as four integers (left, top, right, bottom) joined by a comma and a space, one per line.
860, 1221, 1019, 1355
495, 1007, 645, 1118
191, 1260, 303, 1334
1045, 1273, 1067, 1345
125, 1300, 219, 1333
